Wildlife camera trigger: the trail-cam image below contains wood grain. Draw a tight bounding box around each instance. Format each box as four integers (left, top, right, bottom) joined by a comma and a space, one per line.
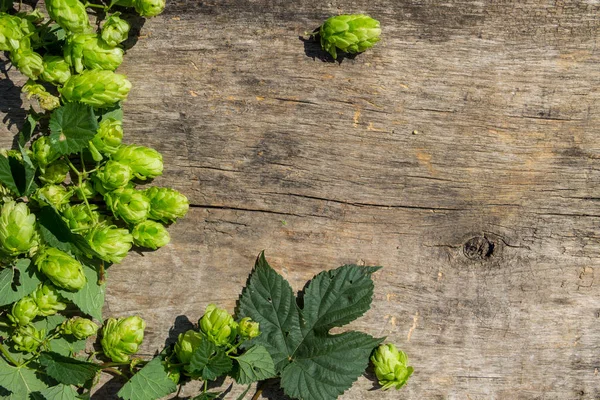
2, 0, 600, 399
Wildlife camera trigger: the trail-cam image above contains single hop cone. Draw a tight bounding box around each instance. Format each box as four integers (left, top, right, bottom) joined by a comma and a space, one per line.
238, 317, 260, 339
101, 13, 130, 47
12, 325, 45, 352
101, 316, 146, 363
0, 201, 37, 256
318, 14, 381, 59
131, 220, 170, 250
32, 282, 67, 316
22, 80, 60, 111
144, 187, 189, 223
104, 187, 151, 225
174, 329, 203, 364
370, 344, 414, 390
60, 70, 132, 108
93, 160, 133, 192
35, 247, 87, 291
64, 33, 124, 73
116, 0, 165, 18
89, 118, 123, 159
41, 55, 72, 85
86, 221, 133, 264
61, 317, 99, 339
32, 184, 73, 210
112, 144, 163, 180
10, 48, 44, 80
30, 136, 60, 169
45, 0, 92, 33
39, 160, 69, 184
199, 304, 238, 346
62, 203, 101, 234
8, 296, 39, 326
0, 13, 26, 51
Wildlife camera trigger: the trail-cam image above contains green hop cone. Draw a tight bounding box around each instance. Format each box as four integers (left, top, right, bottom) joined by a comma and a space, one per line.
101, 316, 146, 363
39, 160, 69, 184
131, 220, 170, 250
371, 344, 414, 390
318, 14, 381, 59
101, 12, 130, 47
116, 0, 165, 18
32, 282, 67, 316
12, 325, 45, 352
104, 187, 151, 225
46, 0, 92, 33
0, 201, 37, 256
60, 70, 132, 108
76, 180, 97, 201
238, 317, 260, 339
144, 187, 189, 223
61, 317, 99, 339
166, 365, 181, 384
112, 144, 163, 180
199, 304, 238, 347
174, 329, 203, 364
93, 160, 133, 192
64, 33, 124, 73
33, 184, 73, 210
86, 221, 133, 264
8, 296, 39, 326
89, 118, 123, 159
30, 136, 60, 169
10, 48, 44, 79
0, 13, 26, 51
35, 247, 86, 291
15, 12, 40, 46
22, 80, 60, 111
41, 55, 71, 85
62, 203, 101, 234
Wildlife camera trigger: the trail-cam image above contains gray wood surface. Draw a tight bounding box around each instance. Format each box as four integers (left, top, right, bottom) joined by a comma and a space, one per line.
2, 0, 600, 398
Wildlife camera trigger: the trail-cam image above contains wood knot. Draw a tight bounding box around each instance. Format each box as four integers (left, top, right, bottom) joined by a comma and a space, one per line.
463, 236, 495, 260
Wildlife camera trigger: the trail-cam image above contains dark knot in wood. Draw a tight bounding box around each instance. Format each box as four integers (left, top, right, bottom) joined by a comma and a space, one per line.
463, 236, 495, 260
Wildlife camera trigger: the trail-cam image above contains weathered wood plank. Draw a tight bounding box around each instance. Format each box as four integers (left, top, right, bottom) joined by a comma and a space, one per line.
2, 0, 600, 399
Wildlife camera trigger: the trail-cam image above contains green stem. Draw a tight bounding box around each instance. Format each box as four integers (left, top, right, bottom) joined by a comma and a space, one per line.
67, 157, 98, 224
85, 3, 107, 9
0, 343, 19, 367
103, 366, 126, 378
203, 379, 208, 393
0, 321, 10, 328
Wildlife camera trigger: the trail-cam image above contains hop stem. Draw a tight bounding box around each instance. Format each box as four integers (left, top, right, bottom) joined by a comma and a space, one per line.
0, 343, 19, 366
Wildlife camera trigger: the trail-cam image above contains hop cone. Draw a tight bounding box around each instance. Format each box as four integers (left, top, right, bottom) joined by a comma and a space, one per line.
104, 187, 150, 225
8, 296, 39, 326
90, 118, 123, 159
199, 304, 237, 346
41, 55, 71, 85
30, 136, 60, 169
238, 317, 260, 339
39, 160, 69, 184
93, 160, 133, 192
62, 317, 99, 339
112, 144, 163, 180
0, 201, 37, 256
10, 48, 44, 79
101, 316, 146, 363
12, 326, 45, 352
35, 247, 87, 291
101, 13, 130, 47
174, 329, 203, 364
32, 282, 67, 316
75, 180, 97, 201
144, 187, 189, 223
116, 0, 165, 18
62, 203, 101, 234
22, 80, 60, 111
132, 220, 170, 249
64, 33, 124, 73
33, 184, 73, 210
86, 221, 133, 264
371, 344, 413, 390
0, 13, 26, 51
319, 14, 381, 59
60, 70, 132, 108
46, 0, 92, 33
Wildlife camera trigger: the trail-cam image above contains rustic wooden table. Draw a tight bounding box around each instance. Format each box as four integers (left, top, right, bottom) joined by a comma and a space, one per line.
2, 0, 600, 398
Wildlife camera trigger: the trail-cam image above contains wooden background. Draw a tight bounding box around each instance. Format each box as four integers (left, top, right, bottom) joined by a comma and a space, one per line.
2, 0, 600, 398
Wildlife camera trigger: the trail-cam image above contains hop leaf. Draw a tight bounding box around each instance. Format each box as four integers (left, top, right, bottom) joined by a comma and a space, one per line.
318, 14, 381, 59
60, 70, 132, 108
238, 253, 383, 400
45, 0, 92, 33
371, 344, 413, 390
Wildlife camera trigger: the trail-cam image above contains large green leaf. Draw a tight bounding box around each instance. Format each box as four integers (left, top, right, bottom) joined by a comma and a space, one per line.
0, 358, 48, 398
99, 104, 123, 122
37, 207, 98, 258
48, 103, 98, 156
0, 154, 18, 194
117, 356, 177, 400
40, 383, 78, 400
57, 263, 105, 321
0, 153, 35, 196
232, 345, 275, 385
186, 340, 233, 381
237, 253, 383, 400
0, 259, 41, 307
38, 352, 100, 386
